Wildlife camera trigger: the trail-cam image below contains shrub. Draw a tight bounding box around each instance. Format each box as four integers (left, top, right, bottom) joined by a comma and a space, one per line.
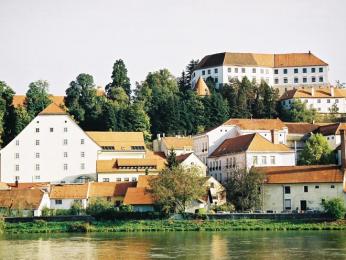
70, 201, 85, 216
33, 219, 47, 227
195, 208, 207, 214
0, 217, 4, 234
67, 222, 92, 233
86, 199, 114, 217
119, 204, 133, 212
212, 203, 235, 213
322, 198, 346, 219
41, 207, 51, 217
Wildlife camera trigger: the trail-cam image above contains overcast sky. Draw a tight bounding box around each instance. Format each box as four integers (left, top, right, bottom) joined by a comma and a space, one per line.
0, 0, 345, 95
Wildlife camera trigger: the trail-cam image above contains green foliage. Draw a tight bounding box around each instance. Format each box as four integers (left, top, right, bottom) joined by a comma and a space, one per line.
86, 198, 114, 217
106, 59, 131, 98
70, 200, 85, 216
225, 169, 264, 211
0, 217, 4, 234
119, 204, 134, 212
203, 92, 229, 128
150, 166, 206, 213
25, 80, 52, 117
298, 133, 335, 165
166, 149, 178, 169
211, 202, 236, 213
280, 100, 316, 122
0, 81, 15, 146
67, 222, 92, 233
322, 198, 346, 219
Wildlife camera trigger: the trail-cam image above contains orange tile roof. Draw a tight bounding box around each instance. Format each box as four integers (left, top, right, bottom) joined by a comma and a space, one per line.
162, 136, 193, 150
12, 95, 65, 108
210, 133, 292, 157
39, 103, 67, 115
137, 175, 157, 189
123, 187, 154, 205
316, 123, 346, 136
194, 77, 210, 96
97, 158, 164, 174
255, 165, 344, 184
0, 182, 10, 190
0, 189, 45, 210
284, 122, 319, 135
7, 182, 49, 190
280, 87, 346, 100
50, 183, 89, 199
176, 153, 193, 163
195, 52, 327, 69
88, 182, 136, 197
224, 118, 286, 131
86, 131, 145, 151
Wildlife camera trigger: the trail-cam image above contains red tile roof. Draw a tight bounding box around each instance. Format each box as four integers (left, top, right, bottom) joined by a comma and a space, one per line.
123, 187, 154, 205
39, 103, 67, 115
0, 189, 45, 210
316, 123, 346, 136
284, 122, 319, 135
176, 153, 193, 163
224, 118, 286, 131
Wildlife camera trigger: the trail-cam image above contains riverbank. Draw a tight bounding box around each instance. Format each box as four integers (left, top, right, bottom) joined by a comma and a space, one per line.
3, 219, 346, 233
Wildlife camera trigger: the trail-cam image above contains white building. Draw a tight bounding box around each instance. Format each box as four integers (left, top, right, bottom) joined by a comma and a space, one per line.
0, 103, 101, 183
193, 118, 288, 165
50, 183, 89, 210
153, 135, 193, 157
176, 152, 207, 176
280, 87, 346, 114
208, 133, 295, 183
191, 52, 329, 94
256, 165, 346, 213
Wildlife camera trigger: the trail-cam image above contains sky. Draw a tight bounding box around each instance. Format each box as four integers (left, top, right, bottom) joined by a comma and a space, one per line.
0, 0, 345, 95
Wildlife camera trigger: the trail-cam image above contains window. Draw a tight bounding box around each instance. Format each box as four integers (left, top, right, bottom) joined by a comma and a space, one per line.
311, 68, 316, 73
228, 68, 231, 73
315, 185, 319, 189
252, 68, 256, 73
270, 156, 275, 165
283, 78, 288, 84
303, 77, 307, 83
132, 177, 137, 182
124, 177, 129, 182
64, 152, 68, 158
15, 164, 19, 171
327, 99, 330, 103
284, 199, 291, 210
35, 164, 40, 171
116, 178, 121, 182
304, 186, 308, 192
202, 70, 205, 75
35, 128, 40, 133
234, 68, 238, 73
63, 164, 68, 171
261, 156, 267, 165
274, 69, 278, 74
312, 77, 316, 83
214, 68, 218, 73
55, 200, 62, 205
319, 67, 323, 73
35, 153, 40, 159
81, 139, 85, 145
215, 78, 218, 83
331, 185, 335, 188
274, 78, 279, 84
253, 156, 258, 165
103, 178, 110, 182
335, 99, 339, 103
319, 77, 323, 82
283, 69, 288, 74
284, 186, 291, 194
242, 68, 246, 73
34, 175, 40, 180
50, 128, 54, 132
265, 69, 269, 74
63, 139, 68, 145
15, 153, 19, 159
207, 69, 211, 75
80, 163, 85, 170
317, 99, 321, 103
15, 140, 19, 146
35, 140, 40, 146
294, 68, 298, 73
303, 68, 307, 73
294, 78, 299, 83
81, 152, 85, 158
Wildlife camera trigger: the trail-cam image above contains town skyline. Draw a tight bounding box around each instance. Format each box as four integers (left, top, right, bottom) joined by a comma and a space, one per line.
1, 0, 346, 95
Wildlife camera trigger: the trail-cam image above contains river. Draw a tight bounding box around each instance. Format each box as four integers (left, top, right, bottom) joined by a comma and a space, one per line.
0, 231, 345, 259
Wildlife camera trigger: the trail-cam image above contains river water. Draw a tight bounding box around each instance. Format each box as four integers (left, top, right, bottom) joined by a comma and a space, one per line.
0, 231, 345, 259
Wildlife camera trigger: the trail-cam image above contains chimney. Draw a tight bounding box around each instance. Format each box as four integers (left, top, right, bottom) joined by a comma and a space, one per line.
270, 129, 278, 144
340, 129, 346, 170
330, 87, 335, 97
157, 133, 161, 140
163, 133, 165, 138
308, 50, 311, 55
311, 87, 315, 97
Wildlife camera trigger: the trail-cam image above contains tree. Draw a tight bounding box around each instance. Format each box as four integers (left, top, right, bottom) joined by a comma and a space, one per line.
298, 133, 335, 165
106, 59, 131, 98
126, 101, 151, 141
0, 81, 15, 146
149, 166, 206, 213
166, 148, 178, 169
25, 80, 51, 117
279, 100, 316, 122
203, 92, 229, 128
321, 198, 346, 219
225, 168, 264, 211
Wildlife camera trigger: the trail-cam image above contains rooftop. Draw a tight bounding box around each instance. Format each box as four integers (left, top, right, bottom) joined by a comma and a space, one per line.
223, 118, 286, 131
123, 187, 154, 205
162, 136, 193, 150
280, 87, 346, 100
97, 158, 165, 173
50, 183, 89, 199
284, 122, 319, 135
39, 103, 67, 115
194, 77, 210, 96
12, 95, 65, 108
316, 123, 346, 136
0, 189, 45, 210
88, 182, 136, 197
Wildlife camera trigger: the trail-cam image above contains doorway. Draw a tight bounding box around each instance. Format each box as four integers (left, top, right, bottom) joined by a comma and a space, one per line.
300, 200, 307, 211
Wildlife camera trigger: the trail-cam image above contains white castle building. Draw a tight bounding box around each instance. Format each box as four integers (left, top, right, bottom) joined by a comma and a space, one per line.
0, 103, 101, 183
191, 52, 329, 93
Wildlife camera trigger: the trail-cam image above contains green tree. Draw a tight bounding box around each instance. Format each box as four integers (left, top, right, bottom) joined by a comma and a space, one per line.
13, 107, 31, 137
126, 101, 151, 141
106, 59, 131, 98
280, 100, 316, 122
70, 200, 84, 215
149, 166, 206, 213
25, 80, 51, 117
0, 81, 15, 146
321, 198, 346, 219
203, 92, 229, 128
166, 148, 178, 169
298, 133, 335, 165
225, 168, 264, 211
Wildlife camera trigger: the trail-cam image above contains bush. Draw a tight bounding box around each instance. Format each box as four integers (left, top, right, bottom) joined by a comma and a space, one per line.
67, 222, 92, 233
86, 199, 114, 217
41, 207, 51, 217
0, 217, 4, 234
195, 208, 207, 214
119, 204, 133, 212
70, 201, 85, 216
322, 198, 346, 219
211, 203, 235, 213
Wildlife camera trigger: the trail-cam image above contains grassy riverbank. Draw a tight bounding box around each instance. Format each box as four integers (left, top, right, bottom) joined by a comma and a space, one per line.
3, 219, 346, 234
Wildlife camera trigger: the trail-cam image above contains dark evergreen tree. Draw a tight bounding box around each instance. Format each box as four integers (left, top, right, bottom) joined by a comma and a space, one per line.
106, 59, 131, 98
166, 148, 178, 169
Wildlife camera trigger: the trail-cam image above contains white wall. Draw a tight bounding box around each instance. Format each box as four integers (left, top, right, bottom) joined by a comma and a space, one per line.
180, 154, 207, 176
0, 114, 100, 183
98, 173, 155, 182
50, 198, 88, 210
282, 97, 346, 114
97, 151, 146, 160
246, 152, 295, 170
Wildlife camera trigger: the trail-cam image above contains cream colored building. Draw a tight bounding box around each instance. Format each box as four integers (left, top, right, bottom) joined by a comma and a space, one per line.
256, 165, 346, 213
176, 152, 207, 176
153, 135, 193, 157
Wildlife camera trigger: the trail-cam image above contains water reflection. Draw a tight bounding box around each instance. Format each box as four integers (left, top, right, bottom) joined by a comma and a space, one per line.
1, 231, 346, 259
